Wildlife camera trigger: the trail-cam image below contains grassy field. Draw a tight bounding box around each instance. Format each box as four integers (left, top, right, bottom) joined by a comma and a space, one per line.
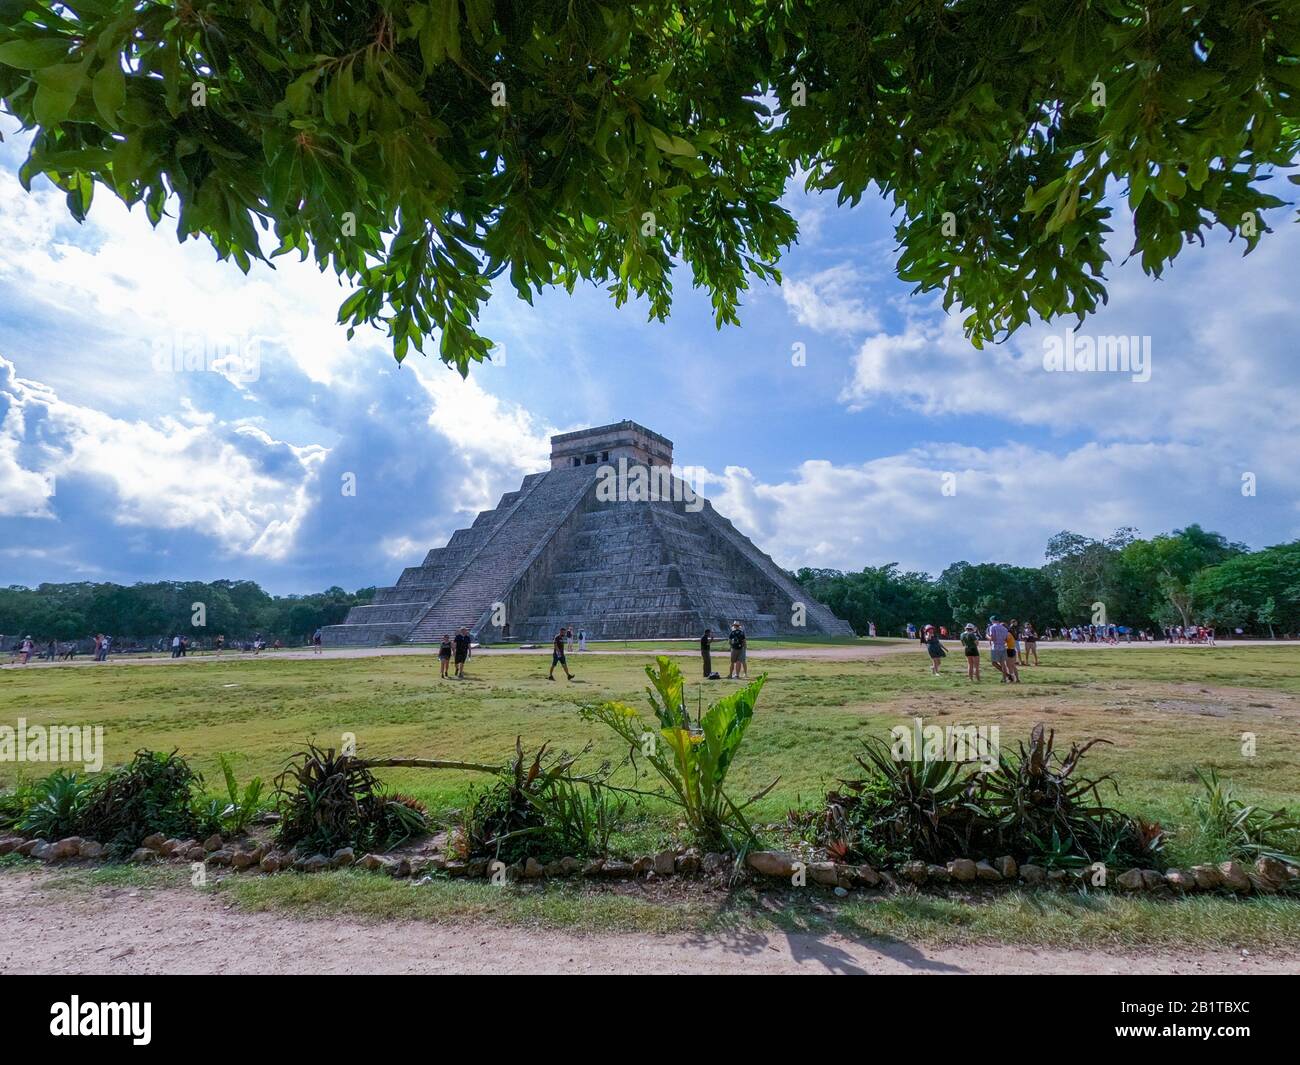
3, 642, 1298, 866
4, 642, 1299, 945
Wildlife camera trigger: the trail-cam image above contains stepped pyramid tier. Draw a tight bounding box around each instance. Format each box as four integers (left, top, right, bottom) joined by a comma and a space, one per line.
322, 421, 853, 645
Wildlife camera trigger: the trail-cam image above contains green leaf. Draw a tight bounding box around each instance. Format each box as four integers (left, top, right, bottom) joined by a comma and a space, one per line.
91, 60, 125, 124
0, 37, 71, 70
650, 127, 697, 157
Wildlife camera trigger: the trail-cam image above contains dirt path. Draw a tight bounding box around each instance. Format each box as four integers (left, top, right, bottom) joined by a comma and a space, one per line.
1, 873, 1294, 975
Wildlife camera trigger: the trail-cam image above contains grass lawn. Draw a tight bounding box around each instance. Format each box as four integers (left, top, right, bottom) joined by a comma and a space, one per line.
3, 643, 1299, 943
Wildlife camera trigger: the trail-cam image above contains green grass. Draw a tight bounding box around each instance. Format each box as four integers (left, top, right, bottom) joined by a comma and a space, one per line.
3, 643, 1300, 942
3, 645, 1299, 857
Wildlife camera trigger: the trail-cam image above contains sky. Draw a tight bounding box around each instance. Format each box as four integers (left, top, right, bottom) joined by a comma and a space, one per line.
1, 117, 1297, 595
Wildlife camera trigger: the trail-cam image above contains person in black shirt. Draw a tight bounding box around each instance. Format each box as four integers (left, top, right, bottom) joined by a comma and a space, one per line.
548, 629, 573, 681
453, 627, 471, 678
438, 633, 452, 678
700, 629, 713, 677
727, 621, 747, 679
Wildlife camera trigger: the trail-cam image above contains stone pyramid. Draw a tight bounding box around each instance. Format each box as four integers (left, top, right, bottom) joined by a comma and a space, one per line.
323, 421, 852, 644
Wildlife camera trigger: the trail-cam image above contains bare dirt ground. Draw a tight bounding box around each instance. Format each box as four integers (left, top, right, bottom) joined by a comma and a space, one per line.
1, 872, 1295, 975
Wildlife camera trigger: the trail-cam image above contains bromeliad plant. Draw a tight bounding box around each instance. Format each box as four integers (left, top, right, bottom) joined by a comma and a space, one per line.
582, 656, 771, 854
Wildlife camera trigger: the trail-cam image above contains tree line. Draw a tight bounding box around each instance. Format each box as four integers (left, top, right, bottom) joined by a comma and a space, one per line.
0, 581, 375, 647
794, 526, 1300, 639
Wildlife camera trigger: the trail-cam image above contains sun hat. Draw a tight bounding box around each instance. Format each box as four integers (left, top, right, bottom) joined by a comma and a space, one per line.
964, 623, 976, 632
988, 614, 1000, 623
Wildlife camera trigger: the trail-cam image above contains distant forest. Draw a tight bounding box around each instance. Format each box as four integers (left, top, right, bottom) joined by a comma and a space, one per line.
0, 581, 375, 646
793, 526, 1300, 638
1, 525, 1296, 645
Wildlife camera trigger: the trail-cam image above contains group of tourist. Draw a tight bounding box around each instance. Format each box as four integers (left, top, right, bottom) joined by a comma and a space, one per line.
917, 616, 1040, 683
436, 627, 475, 679
698, 621, 749, 679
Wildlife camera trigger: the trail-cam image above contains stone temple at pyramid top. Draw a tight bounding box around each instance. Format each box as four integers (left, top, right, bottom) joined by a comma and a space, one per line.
549, 420, 673, 470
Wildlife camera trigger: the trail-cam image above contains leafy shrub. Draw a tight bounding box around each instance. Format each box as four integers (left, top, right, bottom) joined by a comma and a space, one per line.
821, 724, 1162, 869
1192, 768, 1300, 866
215, 753, 264, 835
77, 750, 208, 853
822, 739, 981, 866
457, 739, 626, 864
976, 725, 1161, 869
581, 656, 768, 854
17, 770, 95, 840
274, 746, 427, 855
0, 779, 37, 831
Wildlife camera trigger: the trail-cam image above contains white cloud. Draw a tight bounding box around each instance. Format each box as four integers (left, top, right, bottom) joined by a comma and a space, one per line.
780, 263, 881, 334
0, 356, 325, 557
701, 440, 1300, 575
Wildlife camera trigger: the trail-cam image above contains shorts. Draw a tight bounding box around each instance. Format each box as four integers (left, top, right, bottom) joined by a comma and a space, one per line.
964, 650, 979, 658
454, 654, 467, 664
552, 653, 567, 667
1007, 648, 1017, 659
990, 648, 1007, 663
439, 652, 451, 661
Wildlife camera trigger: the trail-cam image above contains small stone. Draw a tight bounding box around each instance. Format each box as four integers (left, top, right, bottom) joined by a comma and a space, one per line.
995, 855, 1018, 879
260, 854, 282, 873
1191, 864, 1224, 891
230, 850, 256, 869
899, 860, 928, 884
809, 861, 840, 886
1020, 863, 1046, 885
1047, 869, 1070, 886
1253, 856, 1289, 893
601, 860, 634, 878
1164, 868, 1196, 892
653, 849, 676, 876
1218, 860, 1251, 893
205, 848, 233, 866
853, 864, 881, 887
833, 886, 849, 898
202, 834, 223, 853
141, 833, 166, 852
925, 863, 951, 882
675, 852, 701, 876
78, 840, 104, 860
159, 838, 181, 857
32, 842, 56, 862
746, 850, 798, 878
466, 859, 489, 878
1117, 868, 1146, 891
52, 837, 82, 859
524, 856, 545, 878
582, 859, 605, 877
292, 853, 329, 873
330, 847, 355, 868
387, 856, 414, 878
0, 836, 23, 855
557, 856, 582, 877
129, 847, 157, 864
947, 858, 978, 882
975, 860, 1001, 881
184, 845, 206, 862
16, 839, 45, 857
1140, 869, 1165, 891
632, 856, 652, 876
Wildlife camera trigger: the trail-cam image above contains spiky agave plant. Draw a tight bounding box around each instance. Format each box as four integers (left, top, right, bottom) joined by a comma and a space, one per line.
973, 724, 1156, 867
274, 745, 395, 854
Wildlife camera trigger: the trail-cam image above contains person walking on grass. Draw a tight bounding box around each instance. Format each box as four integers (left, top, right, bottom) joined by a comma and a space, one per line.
19, 635, 34, 665
700, 628, 713, 678
548, 628, 574, 681
438, 633, 452, 678
1023, 622, 1039, 665
923, 625, 946, 675
453, 627, 471, 679
312, 628, 323, 654
961, 623, 981, 681
987, 616, 1009, 683
1004, 627, 1020, 683
578, 628, 588, 652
